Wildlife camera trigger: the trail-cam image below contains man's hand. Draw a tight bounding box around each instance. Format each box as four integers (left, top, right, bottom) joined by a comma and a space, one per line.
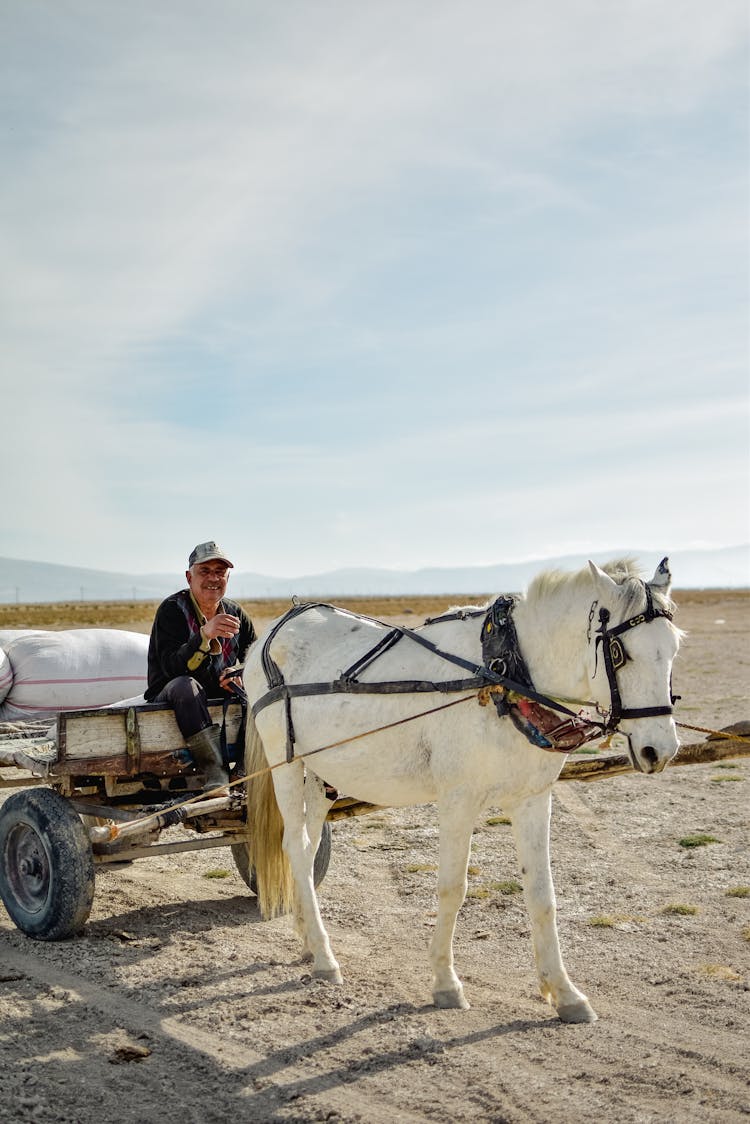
219, 666, 243, 692
201, 613, 240, 642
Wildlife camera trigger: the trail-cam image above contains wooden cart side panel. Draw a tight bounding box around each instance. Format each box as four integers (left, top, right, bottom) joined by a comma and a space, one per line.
56, 703, 244, 764
50, 749, 190, 779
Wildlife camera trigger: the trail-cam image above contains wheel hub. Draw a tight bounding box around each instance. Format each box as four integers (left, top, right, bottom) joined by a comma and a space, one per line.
5, 823, 50, 913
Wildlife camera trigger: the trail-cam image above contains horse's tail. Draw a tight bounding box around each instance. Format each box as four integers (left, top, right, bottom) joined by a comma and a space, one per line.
244, 711, 295, 919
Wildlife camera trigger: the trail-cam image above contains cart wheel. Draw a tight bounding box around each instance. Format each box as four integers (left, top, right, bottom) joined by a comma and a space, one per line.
231, 820, 332, 896
0, 788, 95, 940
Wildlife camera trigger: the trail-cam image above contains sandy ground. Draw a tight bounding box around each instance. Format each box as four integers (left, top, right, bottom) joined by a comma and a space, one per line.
0, 589, 748, 1123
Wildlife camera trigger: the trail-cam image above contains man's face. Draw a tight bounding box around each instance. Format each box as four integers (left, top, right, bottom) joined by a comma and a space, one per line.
187, 561, 230, 602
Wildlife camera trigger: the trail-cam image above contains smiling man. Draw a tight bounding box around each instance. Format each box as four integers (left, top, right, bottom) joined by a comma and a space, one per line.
145, 542, 256, 793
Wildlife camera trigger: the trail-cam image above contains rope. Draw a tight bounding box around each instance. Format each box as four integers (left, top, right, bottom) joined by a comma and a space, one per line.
676, 721, 750, 742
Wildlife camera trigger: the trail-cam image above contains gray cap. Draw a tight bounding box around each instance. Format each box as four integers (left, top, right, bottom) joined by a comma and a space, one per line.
188, 541, 234, 568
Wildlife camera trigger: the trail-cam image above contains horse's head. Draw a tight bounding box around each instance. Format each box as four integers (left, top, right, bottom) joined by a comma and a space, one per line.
587, 558, 682, 775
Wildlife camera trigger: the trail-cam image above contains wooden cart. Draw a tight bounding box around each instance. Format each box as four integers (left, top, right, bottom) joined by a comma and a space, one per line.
0, 701, 360, 940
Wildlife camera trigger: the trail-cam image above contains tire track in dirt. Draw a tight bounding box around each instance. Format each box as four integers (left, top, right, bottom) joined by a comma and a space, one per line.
553, 781, 665, 889
593, 994, 750, 1097
418, 992, 750, 1123
546, 999, 740, 1118
1, 938, 257, 1068
3, 910, 748, 1124
0, 937, 435, 1123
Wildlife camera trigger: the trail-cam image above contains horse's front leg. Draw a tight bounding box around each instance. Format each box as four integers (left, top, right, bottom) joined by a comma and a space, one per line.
511, 790, 597, 1023
430, 793, 479, 1009
274, 764, 342, 984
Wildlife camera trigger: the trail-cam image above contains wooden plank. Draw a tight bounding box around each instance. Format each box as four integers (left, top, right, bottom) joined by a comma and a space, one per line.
49, 749, 190, 778
559, 732, 750, 783
57, 702, 243, 765
93, 833, 248, 863
328, 800, 382, 821
670, 734, 750, 767
125, 707, 142, 772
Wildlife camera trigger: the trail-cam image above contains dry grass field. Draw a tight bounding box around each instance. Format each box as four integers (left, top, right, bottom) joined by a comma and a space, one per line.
0, 587, 748, 1123
0, 593, 481, 634
2, 586, 745, 634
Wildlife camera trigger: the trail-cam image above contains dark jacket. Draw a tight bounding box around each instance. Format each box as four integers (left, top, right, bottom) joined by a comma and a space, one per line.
145, 589, 255, 701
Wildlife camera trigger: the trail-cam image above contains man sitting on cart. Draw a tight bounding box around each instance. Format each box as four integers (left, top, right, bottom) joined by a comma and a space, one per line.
145, 541, 255, 794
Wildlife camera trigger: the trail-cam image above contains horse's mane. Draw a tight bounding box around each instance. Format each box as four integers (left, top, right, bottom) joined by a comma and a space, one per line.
526, 557, 677, 619
431, 558, 677, 628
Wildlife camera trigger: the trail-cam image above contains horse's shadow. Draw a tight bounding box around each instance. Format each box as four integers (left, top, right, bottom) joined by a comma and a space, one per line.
80, 882, 557, 1109
228, 1005, 550, 1121
60, 881, 566, 1124
81, 891, 552, 1024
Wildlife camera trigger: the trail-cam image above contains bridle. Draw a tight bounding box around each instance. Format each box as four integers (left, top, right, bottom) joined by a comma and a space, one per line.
589, 583, 677, 733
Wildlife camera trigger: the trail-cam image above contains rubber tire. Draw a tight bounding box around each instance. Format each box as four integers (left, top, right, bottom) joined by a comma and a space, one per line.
0, 788, 95, 940
231, 819, 332, 896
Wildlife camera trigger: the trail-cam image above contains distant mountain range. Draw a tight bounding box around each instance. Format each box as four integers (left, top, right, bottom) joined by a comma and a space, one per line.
0, 545, 747, 604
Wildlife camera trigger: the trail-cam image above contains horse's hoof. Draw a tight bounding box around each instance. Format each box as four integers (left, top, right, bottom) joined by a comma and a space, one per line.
313, 967, 343, 984
557, 1000, 598, 1024
433, 988, 470, 1010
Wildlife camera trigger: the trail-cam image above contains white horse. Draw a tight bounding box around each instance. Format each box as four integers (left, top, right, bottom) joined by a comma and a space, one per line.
243, 558, 682, 1023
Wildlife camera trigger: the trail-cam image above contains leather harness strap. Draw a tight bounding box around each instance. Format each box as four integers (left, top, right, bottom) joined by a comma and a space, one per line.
340, 627, 404, 682
251, 584, 676, 763
251, 601, 607, 762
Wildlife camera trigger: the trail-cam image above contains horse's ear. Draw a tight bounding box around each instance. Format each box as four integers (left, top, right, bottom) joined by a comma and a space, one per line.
588, 560, 618, 596
649, 556, 672, 592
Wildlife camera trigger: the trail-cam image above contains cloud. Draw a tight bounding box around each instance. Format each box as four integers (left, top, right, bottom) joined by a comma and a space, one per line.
0, 1, 747, 575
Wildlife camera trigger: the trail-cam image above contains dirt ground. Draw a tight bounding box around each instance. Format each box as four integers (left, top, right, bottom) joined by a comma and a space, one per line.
0, 589, 748, 1123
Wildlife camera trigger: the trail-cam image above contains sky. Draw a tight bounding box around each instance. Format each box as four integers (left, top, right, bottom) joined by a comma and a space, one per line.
1, 0, 748, 581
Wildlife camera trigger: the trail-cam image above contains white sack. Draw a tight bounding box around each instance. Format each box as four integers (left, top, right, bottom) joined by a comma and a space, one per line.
0, 631, 61, 708
0, 648, 11, 704
0, 629, 149, 721
100, 693, 147, 709
0, 629, 47, 646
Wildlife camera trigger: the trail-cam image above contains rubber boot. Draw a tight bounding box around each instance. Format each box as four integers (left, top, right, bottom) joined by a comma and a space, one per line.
186, 724, 230, 796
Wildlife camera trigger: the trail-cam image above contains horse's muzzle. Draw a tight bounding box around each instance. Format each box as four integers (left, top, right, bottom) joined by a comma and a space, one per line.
627, 739, 675, 775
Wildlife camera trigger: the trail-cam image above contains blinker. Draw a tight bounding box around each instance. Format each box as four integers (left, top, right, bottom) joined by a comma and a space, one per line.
609, 636, 628, 671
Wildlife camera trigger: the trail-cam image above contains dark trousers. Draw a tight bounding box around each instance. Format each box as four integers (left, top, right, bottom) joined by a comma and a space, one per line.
154, 676, 212, 740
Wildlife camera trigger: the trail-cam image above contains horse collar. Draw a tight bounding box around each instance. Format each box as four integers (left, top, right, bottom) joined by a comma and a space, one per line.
481, 597, 598, 753
481, 597, 532, 699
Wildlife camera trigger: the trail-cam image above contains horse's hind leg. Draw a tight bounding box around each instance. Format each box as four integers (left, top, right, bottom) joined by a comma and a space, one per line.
273, 764, 342, 984
511, 791, 597, 1023
430, 794, 478, 1009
